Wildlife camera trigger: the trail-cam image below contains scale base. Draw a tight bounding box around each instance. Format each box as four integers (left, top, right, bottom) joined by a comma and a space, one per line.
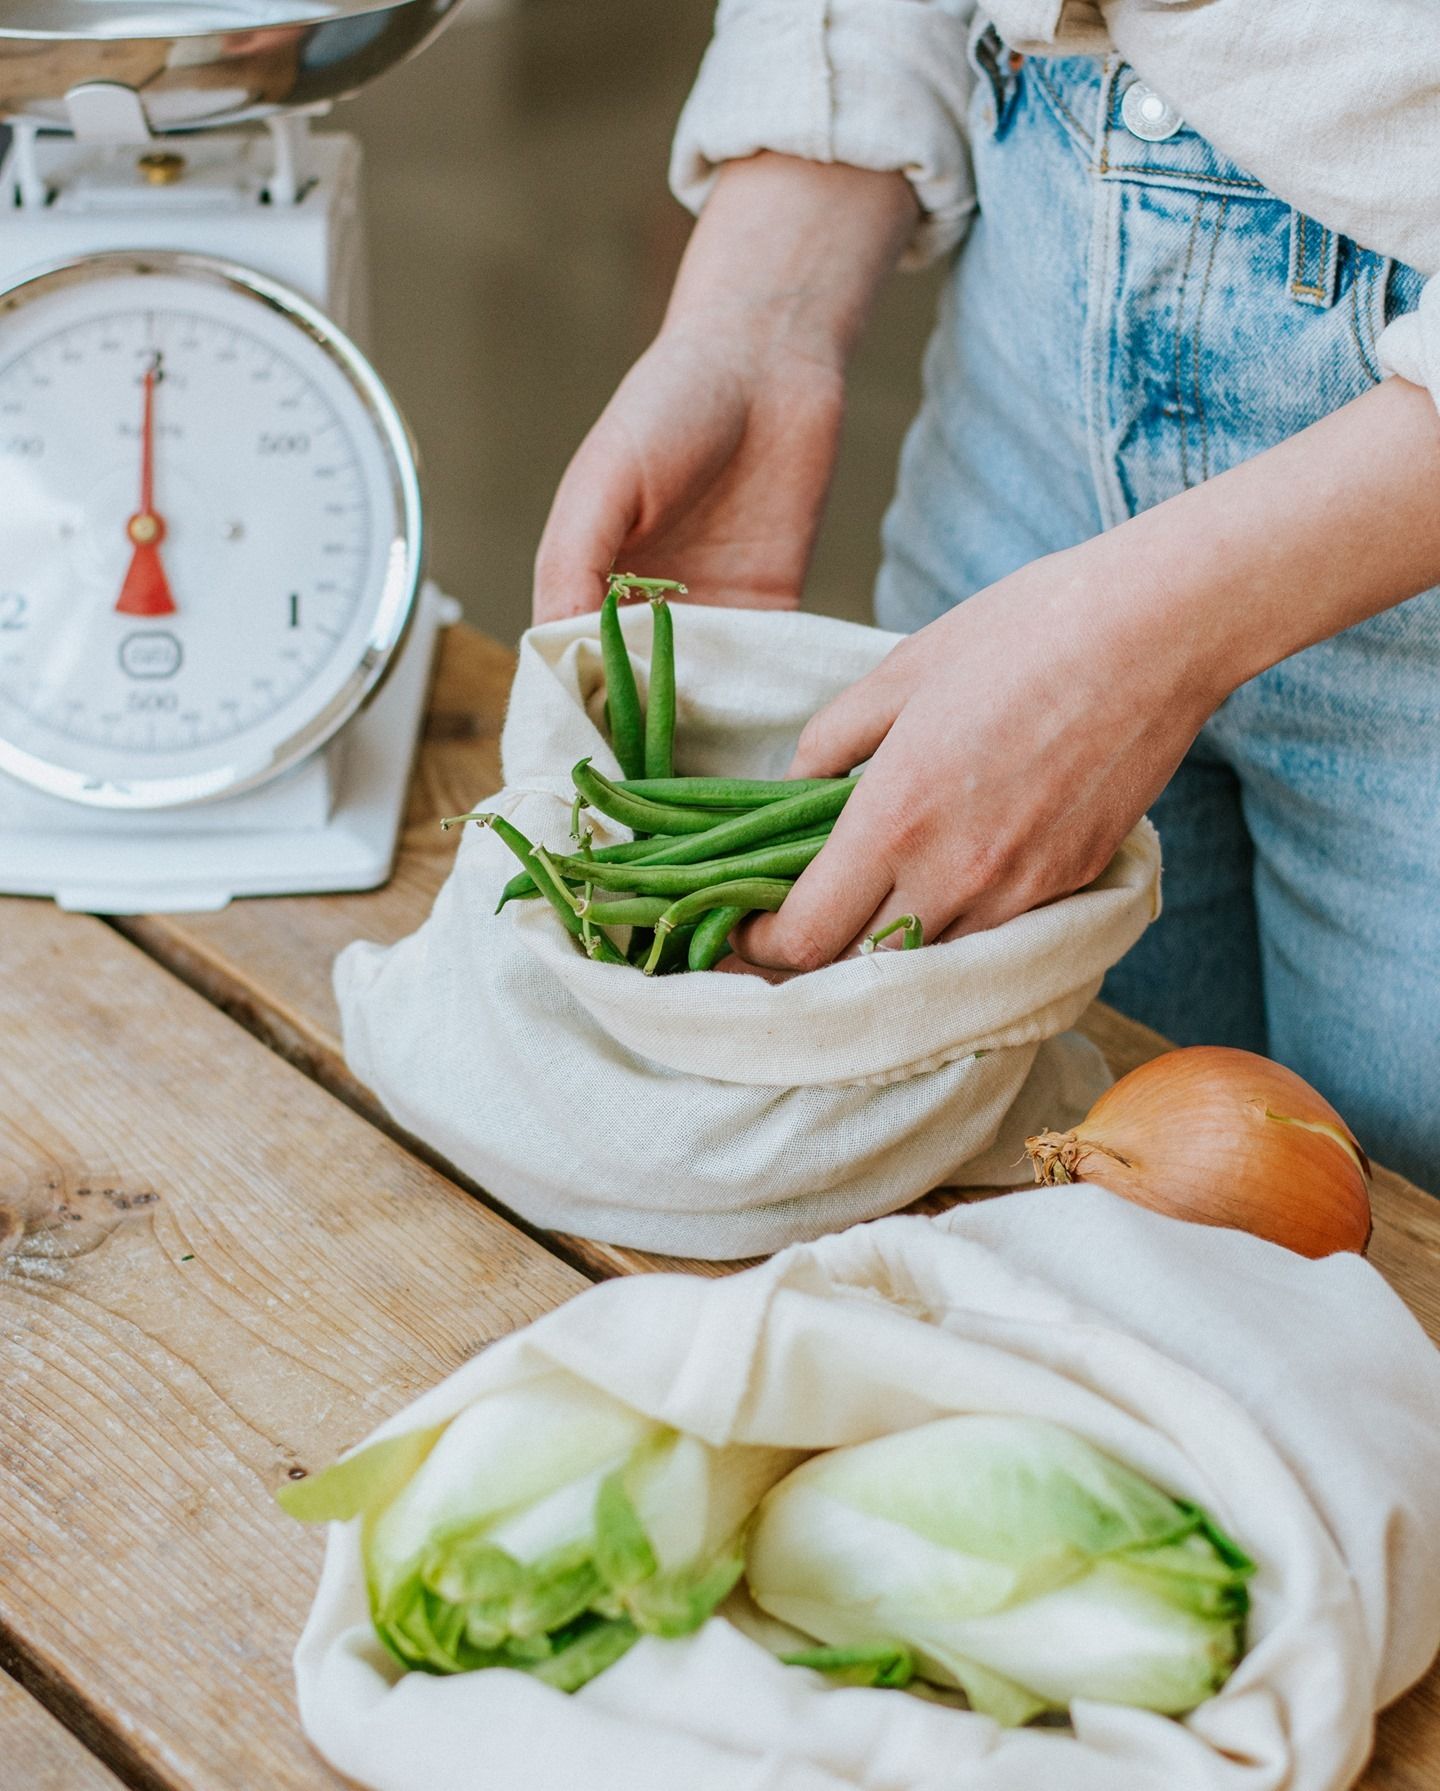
0, 586, 459, 914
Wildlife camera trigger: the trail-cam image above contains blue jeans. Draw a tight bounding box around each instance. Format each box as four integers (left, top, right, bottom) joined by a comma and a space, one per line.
874, 36, 1440, 1190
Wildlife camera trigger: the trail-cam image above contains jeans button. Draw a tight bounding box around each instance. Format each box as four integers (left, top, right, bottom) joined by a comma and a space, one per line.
1121, 80, 1183, 142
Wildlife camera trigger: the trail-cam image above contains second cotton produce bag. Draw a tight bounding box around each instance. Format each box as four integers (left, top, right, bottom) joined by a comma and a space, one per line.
291, 1193, 1440, 1791
336, 606, 1162, 1256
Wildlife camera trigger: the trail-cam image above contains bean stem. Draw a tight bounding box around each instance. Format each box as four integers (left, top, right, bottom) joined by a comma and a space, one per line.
599, 586, 646, 780
642, 879, 794, 974
493, 835, 702, 912
860, 914, 924, 953
650, 922, 699, 975
532, 847, 585, 916
469, 813, 626, 964
608, 573, 688, 599
643, 598, 676, 780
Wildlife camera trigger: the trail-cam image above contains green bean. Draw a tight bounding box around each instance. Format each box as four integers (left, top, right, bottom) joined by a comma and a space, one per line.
687, 904, 747, 971
499, 823, 832, 905
496, 816, 834, 906
615, 777, 846, 808
644, 598, 676, 780
641, 879, 794, 974
624, 776, 857, 869
464, 813, 625, 964
494, 837, 694, 912
578, 895, 672, 927
547, 834, 826, 896
599, 587, 646, 780
861, 914, 924, 953
572, 759, 748, 835
629, 822, 835, 868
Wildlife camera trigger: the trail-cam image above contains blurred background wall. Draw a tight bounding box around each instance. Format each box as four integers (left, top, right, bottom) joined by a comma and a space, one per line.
342, 0, 944, 642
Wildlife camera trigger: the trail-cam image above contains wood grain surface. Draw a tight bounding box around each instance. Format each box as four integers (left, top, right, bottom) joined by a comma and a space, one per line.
49, 619, 1440, 1788
0, 1672, 127, 1791
0, 902, 586, 1791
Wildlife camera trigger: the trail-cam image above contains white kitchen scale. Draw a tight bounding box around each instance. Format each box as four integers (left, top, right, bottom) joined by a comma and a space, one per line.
0, 0, 462, 911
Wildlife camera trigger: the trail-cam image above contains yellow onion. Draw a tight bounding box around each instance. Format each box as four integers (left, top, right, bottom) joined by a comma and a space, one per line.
1026, 1047, 1372, 1258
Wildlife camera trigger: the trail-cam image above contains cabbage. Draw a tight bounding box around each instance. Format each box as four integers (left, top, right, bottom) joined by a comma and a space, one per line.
282, 1372, 796, 1689
746, 1415, 1253, 1727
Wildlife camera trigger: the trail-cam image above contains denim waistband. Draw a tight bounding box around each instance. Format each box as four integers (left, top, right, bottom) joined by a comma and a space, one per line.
975, 31, 1264, 199
972, 25, 1357, 309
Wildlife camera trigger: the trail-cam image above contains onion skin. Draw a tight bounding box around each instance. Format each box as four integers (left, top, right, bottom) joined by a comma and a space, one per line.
1026, 1047, 1372, 1259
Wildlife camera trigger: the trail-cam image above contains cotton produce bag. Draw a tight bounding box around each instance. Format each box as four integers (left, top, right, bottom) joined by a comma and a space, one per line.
336, 606, 1162, 1257
294, 1188, 1440, 1791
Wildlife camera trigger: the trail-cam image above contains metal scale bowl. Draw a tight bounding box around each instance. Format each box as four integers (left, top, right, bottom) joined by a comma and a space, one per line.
0, 0, 458, 133
0, 0, 464, 913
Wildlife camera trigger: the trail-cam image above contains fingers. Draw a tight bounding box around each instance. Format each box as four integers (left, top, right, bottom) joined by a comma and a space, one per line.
532, 434, 640, 623
786, 654, 909, 778
735, 778, 903, 969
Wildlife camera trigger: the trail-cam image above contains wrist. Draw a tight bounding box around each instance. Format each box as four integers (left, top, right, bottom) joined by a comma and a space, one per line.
1048, 530, 1239, 723
1067, 378, 1440, 708
661, 152, 916, 375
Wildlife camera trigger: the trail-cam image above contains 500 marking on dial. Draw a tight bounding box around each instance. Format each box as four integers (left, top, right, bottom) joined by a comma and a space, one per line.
0, 306, 374, 755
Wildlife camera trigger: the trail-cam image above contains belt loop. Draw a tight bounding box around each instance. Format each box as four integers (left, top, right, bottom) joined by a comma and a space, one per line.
1288, 210, 1341, 309
972, 23, 1023, 136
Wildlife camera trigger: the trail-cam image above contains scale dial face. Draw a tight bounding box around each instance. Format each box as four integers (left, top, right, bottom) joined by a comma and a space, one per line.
0, 251, 421, 807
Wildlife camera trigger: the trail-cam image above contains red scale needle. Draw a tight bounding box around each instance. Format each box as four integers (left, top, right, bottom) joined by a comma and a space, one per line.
115, 354, 177, 618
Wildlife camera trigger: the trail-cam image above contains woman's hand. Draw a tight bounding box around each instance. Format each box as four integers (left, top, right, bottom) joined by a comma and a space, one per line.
740, 374, 1440, 970
737, 544, 1211, 966
533, 153, 916, 622
532, 325, 844, 620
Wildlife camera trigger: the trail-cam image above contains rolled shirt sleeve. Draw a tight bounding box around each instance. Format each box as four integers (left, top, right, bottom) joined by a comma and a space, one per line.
669, 0, 979, 268
1378, 279, 1440, 411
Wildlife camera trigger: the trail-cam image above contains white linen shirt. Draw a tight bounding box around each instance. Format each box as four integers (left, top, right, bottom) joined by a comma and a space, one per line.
670, 0, 1440, 406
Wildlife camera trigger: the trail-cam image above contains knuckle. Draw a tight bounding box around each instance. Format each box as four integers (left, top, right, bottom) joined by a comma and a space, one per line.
784, 928, 833, 973
762, 910, 832, 972
882, 791, 935, 860
960, 835, 1013, 892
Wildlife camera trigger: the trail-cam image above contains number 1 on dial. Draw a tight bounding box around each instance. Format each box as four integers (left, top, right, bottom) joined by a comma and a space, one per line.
288, 592, 300, 629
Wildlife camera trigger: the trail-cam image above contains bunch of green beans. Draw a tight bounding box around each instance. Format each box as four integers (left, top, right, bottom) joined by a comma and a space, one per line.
441, 574, 924, 972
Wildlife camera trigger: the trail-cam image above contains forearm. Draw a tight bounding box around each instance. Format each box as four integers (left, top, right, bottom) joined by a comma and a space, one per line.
662, 152, 918, 370
1080, 377, 1440, 710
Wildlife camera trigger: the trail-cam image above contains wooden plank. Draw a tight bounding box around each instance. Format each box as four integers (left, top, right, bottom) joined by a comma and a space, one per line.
115, 625, 681, 1281
0, 902, 587, 1791
0, 1672, 126, 1791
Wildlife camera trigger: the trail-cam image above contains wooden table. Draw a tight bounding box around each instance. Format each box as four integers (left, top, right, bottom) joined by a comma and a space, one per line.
3, 624, 1437, 1791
